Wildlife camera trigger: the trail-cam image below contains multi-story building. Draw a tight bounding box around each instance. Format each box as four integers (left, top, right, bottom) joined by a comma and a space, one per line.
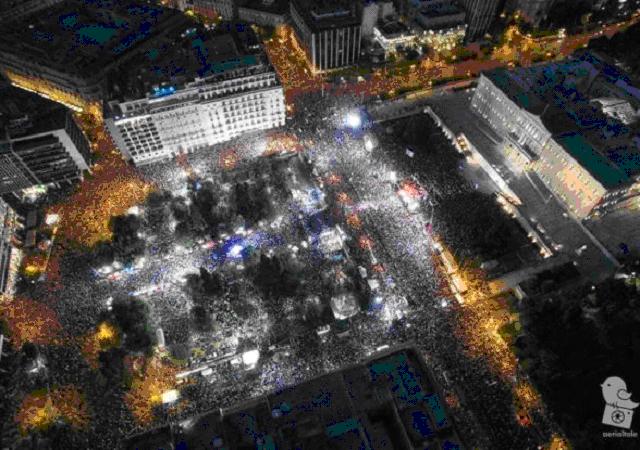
471, 51, 640, 219
0, 0, 191, 119
192, 0, 235, 19
126, 348, 465, 449
505, 0, 556, 26
237, 0, 288, 27
373, 19, 419, 57
0, 198, 20, 295
0, 82, 91, 196
105, 55, 285, 165
413, 0, 466, 52
458, 0, 502, 41
362, 1, 396, 38
290, 0, 362, 72
0, 0, 65, 24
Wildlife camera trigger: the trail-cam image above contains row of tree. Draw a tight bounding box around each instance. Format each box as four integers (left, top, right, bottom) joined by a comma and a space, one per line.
517, 275, 640, 449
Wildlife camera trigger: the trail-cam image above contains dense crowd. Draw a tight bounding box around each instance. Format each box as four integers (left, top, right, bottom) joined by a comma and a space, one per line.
1, 92, 565, 450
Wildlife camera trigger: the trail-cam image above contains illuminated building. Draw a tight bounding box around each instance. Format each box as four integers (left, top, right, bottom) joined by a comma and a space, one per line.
237, 0, 288, 27
290, 0, 362, 72
373, 18, 419, 57
0, 0, 190, 119
0, 0, 64, 24
0, 198, 19, 294
192, 0, 234, 19
126, 348, 465, 449
505, 0, 556, 26
408, 0, 467, 52
471, 51, 640, 219
105, 54, 285, 165
0, 82, 91, 196
458, 0, 502, 41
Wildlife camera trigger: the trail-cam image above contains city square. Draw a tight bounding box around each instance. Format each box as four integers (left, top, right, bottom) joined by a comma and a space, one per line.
1, 1, 640, 449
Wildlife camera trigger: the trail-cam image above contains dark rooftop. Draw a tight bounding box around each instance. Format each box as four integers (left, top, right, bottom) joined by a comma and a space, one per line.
377, 19, 412, 37
126, 348, 465, 450
484, 51, 640, 188
292, 0, 361, 31
238, 0, 289, 14
106, 22, 277, 101
418, 0, 464, 18
0, 0, 191, 78
0, 80, 69, 139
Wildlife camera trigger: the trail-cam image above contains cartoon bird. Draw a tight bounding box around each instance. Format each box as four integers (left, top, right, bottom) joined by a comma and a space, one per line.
601, 376, 640, 410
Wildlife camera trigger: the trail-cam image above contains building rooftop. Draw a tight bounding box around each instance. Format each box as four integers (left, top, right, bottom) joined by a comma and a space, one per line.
0, 0, 190, 79
418, 0, 464, 18
126, 348, 465, 449
238, 0, 289, 14
0, 80, 69, 139
376, 19, 412, 38
292, 0, 361, 31
107, 21, 278, 101
484, 51, 640, 189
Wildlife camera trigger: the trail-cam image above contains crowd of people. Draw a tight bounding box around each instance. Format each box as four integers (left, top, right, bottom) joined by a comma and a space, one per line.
1, 92, 566, 449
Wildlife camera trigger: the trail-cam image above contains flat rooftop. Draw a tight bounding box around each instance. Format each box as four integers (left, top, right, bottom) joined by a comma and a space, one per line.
418, 0, 464, 18
483, 51, 640, 189
126, 348, 465, 449
238, 0, 289, 14
292, 0, 361, 31
0, 80, 69, 139
377, 19, 412, 38
0, 0, 190, 78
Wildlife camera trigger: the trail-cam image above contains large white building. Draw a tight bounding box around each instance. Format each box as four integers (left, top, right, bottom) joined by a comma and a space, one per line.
105, 60, 286, 165
471, 52, 640, 219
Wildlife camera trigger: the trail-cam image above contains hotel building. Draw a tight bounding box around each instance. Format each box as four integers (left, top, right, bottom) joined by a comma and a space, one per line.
105, 55, 285, 166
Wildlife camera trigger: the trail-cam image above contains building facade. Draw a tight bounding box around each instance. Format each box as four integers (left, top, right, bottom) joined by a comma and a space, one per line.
290, 0, 362, 72
362, 1, 396, 38
192, 0, 235, 19
471, 54, 640, 219
0, 84, 91, 195
105, 64, 286, 165
458, 0, 502, 41
0, 198, 19, 295
237, 0, 288, 27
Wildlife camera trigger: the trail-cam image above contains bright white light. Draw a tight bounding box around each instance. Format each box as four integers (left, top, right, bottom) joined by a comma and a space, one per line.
161, 389, 179, 404
112, 261, 123, 270
135, 257, 146, 269
388, 171, 397, 182
242, 349, 260, 367
345, 112, 362, 129
364, 136, 374, 152
228, 244, 244, 258
45, 214, 60, 226
127, 206, 140, 216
